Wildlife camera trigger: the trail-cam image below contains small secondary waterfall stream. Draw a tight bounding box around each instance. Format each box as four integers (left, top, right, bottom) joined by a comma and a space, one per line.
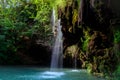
51, 9, 63, 69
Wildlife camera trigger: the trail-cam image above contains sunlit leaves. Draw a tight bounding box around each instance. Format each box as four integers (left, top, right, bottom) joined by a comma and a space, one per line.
35, 2, 51, 23
54, 0, 66, 8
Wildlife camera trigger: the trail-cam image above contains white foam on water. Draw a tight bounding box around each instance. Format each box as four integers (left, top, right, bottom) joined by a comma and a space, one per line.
68, 69, 86, 73
71, 69, 79, 72
40, 71, 65, 79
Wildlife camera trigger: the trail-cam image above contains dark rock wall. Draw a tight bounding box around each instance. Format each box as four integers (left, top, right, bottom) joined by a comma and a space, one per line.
58, 0, 118, 74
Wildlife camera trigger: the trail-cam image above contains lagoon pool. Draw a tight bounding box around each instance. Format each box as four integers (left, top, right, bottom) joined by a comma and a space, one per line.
0, 66, 105, 80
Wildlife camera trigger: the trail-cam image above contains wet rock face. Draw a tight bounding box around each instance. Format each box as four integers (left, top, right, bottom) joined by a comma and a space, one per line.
58, 0, 83, 68
17, 34, 52, 66
59, 0, 118, 73
88, 31, 112, 51
60, 1, 83, 53
27, 43, 52, 66
87, 31, 117, 73
80, 0, 113, 31
111, 0, 120, 13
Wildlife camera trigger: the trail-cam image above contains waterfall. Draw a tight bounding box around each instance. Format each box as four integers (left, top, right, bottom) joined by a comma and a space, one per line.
51, 8, 56, 34
51, 19, 63, 69
74, 53, 77, 69
51, 8, 63, 69
74, 45, 79, 69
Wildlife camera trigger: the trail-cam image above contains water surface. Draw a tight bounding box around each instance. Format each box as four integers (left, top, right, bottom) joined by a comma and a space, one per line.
0, 66, 105, 80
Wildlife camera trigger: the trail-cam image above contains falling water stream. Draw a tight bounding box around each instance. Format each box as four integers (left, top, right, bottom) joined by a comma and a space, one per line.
50, 8, 63, 69
50, 19, 63, 69
51, 8, 55, 34
50, 8, 78, 69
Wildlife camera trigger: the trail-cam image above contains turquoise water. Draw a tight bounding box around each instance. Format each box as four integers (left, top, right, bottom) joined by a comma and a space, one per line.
0, 66, 105, 80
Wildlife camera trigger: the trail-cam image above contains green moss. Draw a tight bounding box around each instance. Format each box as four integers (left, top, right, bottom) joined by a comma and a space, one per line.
82, 28, 91, 52
72, 9, 78, 33
87, 63, 93, 73
114, 26, 120, 43
65, 45, 78, 58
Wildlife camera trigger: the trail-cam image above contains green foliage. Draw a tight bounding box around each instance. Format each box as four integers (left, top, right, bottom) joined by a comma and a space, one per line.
34, 1, 51, 22
113, 26, 120, 78
113, 65, 120, 80
54, 0, 66, 9
82, 28, 91, 52
0, 0, 54, 64
114, 30, 120, 43
32, 0, 53, 45
87, 63, 92, 73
